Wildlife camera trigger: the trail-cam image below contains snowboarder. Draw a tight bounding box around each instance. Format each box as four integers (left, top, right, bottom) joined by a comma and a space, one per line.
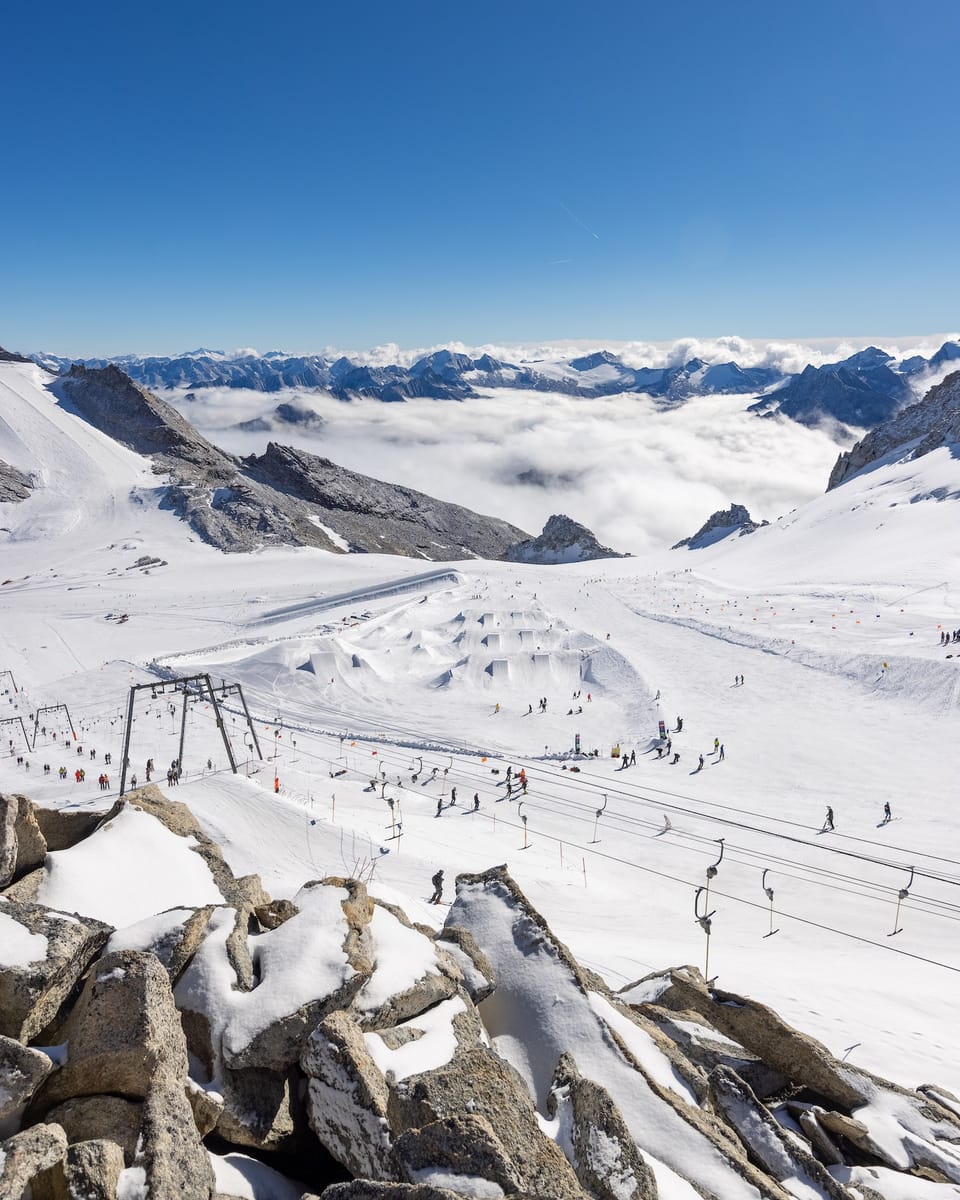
429, 870, 444, 904
824, 806, 835, 832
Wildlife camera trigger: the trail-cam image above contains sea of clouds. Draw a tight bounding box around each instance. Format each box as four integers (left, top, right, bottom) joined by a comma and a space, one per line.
173, 386, 849, 555
160, 332, 958, 555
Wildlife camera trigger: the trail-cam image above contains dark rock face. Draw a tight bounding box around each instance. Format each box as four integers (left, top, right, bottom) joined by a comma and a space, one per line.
672, 503, 768, 550
0, 460, 33, 502
244, 442, 530, 560
52, 365, 531, 558
504, 514, 627, 564
827, 370, 960, 490
0, 346, 33, 363
749, 347, 914, 427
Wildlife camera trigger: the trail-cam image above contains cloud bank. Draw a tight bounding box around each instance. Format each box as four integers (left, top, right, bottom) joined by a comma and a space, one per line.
179, 385, 856, 555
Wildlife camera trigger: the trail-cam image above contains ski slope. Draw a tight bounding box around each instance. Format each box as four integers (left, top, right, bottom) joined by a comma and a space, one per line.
2, 359, 960, 1101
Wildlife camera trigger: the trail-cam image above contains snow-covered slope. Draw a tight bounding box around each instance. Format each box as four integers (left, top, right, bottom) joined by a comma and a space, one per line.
3, 349, 960, 1124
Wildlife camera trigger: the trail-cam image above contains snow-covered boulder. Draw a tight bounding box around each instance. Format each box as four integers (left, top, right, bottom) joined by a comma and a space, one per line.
0, 899, 111, 1041
504, 514, 627, 564
547, 1053, 657, 1200
301, 1008, 398, 1181
671, 503, 768, 549
446, 867, 785, 1200
106, 905, 217, 984
708, 1066, 851, 1200
627, 965, 960, 1186
351, 899, 462, 1029
393, 1115, 522, 1195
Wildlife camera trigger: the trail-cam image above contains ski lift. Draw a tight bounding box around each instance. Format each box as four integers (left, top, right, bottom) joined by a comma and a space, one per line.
761, 868, 779, 937
890, 866, 914, 936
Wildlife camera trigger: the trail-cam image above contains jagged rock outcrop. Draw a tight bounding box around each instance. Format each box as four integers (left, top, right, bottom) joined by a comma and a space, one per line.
547, 1054, 658, 1200
671, 503, 768, 549
243, 442, 530, 560
828, 369, 960, 490
4, 788, 960, 1200
504, 514, 627, 564
0, 459, 33, 502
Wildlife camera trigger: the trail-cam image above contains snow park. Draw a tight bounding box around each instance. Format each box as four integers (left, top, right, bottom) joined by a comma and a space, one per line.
2, 343, 960, 1200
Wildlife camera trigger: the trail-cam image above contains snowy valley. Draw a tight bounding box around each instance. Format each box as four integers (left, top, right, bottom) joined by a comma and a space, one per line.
1, 355, 960, 1200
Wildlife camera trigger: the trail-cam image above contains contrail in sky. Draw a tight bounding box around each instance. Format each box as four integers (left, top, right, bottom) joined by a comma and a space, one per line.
559, 201, 600, 239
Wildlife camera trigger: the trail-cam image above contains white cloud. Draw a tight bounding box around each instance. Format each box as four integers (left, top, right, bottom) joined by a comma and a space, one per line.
178, 385, 857, 555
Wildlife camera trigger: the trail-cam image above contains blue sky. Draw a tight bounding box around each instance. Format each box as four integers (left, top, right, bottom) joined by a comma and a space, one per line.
3, 0, 958, 356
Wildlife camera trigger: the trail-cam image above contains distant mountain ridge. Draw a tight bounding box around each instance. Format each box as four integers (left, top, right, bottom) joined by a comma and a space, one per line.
29, 340, 960, 431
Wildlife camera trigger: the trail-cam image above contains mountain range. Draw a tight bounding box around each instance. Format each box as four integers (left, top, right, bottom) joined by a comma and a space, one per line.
29, 341, 960, 431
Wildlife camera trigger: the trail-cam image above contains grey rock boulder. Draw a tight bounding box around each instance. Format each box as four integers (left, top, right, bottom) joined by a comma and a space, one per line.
0, 900, 112, 1041
0, 1036, 55, 1136
29, 949, 190, 1114
0, 792, 47, 887
44, 1095, 143, 1163
0, 1121, 68, 1197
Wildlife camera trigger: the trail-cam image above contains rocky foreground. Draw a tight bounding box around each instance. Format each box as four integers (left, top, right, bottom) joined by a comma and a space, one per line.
2, 788, 959, 1199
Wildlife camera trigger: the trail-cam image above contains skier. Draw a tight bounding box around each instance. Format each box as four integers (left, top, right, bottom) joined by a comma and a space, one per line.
713, 737, 719, 753
676, 716, 683, 731
473, 793, 480, 811
450, 787, 457, 805
436, 798, 443, 817
824, 806, 835, 832
671, 752, 680, 764
629, 749, 636, 766
429, 869, 444, 904
719, 744, 725, 761
130, 773, 137, 788
666, 738, 672, 755
697, 754, 704, 771
883, 801, 892, 823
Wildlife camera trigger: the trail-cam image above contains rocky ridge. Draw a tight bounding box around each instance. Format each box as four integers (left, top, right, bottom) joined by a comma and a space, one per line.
827, 370, 960, 491
504, 513, 628, 564
3, 787, 959, 1200
671, 503, 769, 550
53, 364, 531, 558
